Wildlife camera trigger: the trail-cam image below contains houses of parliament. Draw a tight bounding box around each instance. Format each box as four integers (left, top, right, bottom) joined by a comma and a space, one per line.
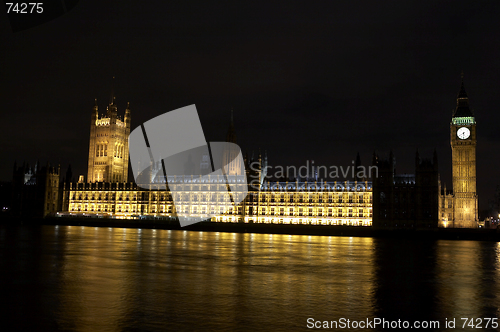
12, 78, 479, 228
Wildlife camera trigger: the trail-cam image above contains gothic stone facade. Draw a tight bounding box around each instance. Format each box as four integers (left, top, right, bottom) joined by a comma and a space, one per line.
438, 79, 479, 228
63, 179, 373, 226
87, 98, 131, 183
60, 79, 480, 228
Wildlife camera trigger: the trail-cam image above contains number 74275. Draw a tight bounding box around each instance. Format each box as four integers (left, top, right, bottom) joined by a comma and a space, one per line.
461, 318, 498, 329
6, 3, 43, 14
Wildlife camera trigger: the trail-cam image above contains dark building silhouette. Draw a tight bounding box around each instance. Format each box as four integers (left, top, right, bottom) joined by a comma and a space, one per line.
372, 150, 439, 229
12, 162, 61, 217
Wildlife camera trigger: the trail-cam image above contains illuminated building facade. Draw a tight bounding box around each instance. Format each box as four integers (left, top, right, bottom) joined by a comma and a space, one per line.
60, 102, 373, 226
438, 78, 478, 228
372, 78, 479, 229
59, 77, 478, 228
63, 179, 373, 226
87, 96, 131, 183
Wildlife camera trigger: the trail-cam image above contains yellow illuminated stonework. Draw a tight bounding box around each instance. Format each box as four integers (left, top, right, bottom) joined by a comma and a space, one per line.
63, 179, 372, 226
438, 79, 478, 228
61, 100, 373, 225
87, 98, 131, 183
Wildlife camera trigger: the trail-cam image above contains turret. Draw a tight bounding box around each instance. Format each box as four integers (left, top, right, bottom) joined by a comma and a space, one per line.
87, 99, 98, 182
124, 102, 131, 129
355, 152, 361, 181
372, 151, 378, 166
226, 109, 237, 143
123, 102, 131, 182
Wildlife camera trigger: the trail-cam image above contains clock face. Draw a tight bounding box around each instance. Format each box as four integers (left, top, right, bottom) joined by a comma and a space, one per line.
457, 127, 470, 140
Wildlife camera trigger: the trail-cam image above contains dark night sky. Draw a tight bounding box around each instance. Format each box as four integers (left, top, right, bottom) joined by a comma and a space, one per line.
1, 1, 500, 211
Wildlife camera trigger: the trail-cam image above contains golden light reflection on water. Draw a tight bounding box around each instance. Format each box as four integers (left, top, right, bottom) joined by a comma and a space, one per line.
436, 241, 500, 320
4, 226, 499, 331
59, 227, 132, 332
53, 227, 378, 331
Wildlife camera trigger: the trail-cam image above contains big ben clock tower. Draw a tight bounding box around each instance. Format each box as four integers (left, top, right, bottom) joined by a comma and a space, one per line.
450, 75, 478, 228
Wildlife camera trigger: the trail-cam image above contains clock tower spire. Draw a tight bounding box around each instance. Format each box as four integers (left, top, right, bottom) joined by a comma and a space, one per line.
450, 74, 478, 228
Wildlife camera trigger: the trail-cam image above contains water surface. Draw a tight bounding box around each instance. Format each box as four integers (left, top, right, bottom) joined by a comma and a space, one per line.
0, 225, 498, 331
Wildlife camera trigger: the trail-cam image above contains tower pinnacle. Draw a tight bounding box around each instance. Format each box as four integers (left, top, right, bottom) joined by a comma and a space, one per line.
110, 76, 115, 105
453, 73, 473, 118
226, 109, 237, 143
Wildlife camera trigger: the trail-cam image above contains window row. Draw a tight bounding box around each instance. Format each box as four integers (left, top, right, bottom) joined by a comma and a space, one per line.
257, 207, 371, 217
257, 193, 372, 203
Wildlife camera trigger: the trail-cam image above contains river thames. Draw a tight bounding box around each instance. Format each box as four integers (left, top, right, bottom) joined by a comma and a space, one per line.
0, 225, 499, 331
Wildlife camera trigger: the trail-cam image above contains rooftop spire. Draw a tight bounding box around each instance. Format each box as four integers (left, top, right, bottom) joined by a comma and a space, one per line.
453, 72, 473, 118
225, 108, 237, 143
110, 76, 115, 105
355, 152, 362, 181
